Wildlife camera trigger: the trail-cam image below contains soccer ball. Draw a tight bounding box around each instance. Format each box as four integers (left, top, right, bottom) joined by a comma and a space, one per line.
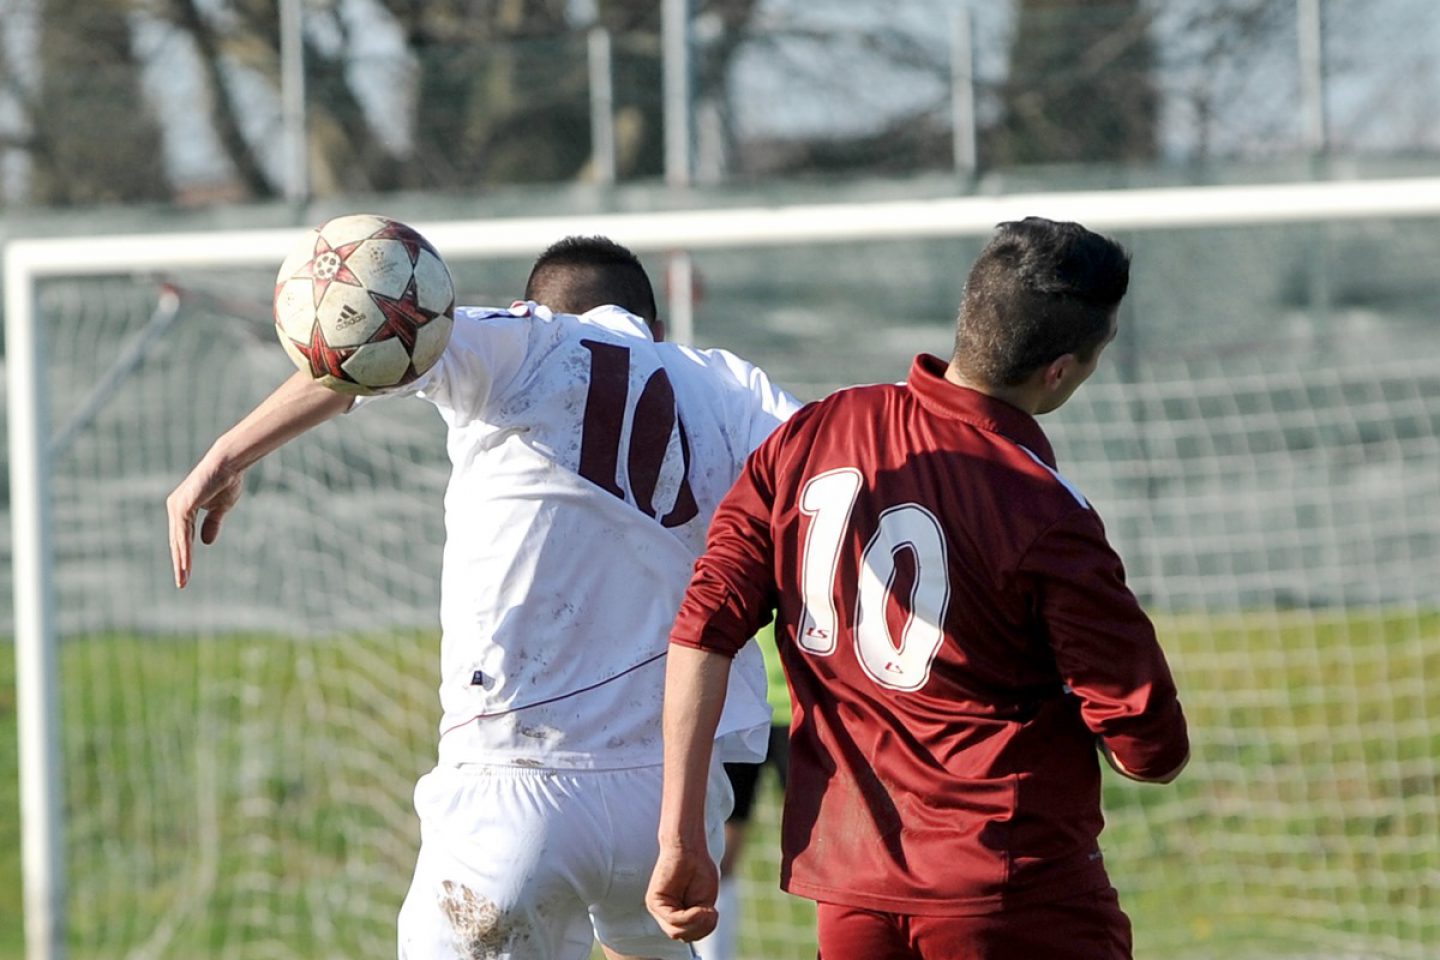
273, 214, 455, 396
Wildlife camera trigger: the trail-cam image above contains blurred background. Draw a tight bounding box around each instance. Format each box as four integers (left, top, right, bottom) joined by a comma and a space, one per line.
2, 1, 1438, 959
2, 0, 1440, 202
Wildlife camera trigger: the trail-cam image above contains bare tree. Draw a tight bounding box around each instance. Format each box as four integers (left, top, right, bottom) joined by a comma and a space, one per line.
139, 0, 759, 195
379, 0, 589, 188
162, 0, 275, 198
715, 6, 958, 177
1154, 0, 1306, 159
5, 0, 1440, 203
26, 0, 169, 204
0, 0, 767, 203
988, 0, 1159, 166
382, 0, 759, 188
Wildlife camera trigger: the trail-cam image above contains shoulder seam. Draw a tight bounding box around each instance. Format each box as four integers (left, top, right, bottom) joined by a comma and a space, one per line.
1013, 444, 1090, 509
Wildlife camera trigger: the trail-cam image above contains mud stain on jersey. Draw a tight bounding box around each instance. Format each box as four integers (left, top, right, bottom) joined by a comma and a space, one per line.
517, 724, 557, 741
439, 880, 523, 960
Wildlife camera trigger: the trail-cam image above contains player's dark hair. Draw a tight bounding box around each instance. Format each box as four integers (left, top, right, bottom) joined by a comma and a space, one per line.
952, 217, 1131, 387
524, 235, 659, 326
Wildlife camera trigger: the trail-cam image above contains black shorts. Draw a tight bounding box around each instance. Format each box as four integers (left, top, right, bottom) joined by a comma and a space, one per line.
723, 725, 790, 823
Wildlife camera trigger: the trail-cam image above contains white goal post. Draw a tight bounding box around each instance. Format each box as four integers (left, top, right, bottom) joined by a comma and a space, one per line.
8, 176, 1440, 960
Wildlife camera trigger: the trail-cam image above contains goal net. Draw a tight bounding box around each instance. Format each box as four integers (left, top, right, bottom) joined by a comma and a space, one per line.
6, 180, 1439, 960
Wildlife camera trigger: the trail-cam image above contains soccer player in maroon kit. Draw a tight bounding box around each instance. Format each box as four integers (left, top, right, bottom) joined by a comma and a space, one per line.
646, 217, 1190, 959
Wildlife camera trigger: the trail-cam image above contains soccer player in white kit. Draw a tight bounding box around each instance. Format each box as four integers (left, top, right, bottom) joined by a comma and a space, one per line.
167, 237, 802, 960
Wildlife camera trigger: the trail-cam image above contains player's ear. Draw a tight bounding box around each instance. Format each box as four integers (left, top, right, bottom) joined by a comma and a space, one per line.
1043, 353, 1077, 391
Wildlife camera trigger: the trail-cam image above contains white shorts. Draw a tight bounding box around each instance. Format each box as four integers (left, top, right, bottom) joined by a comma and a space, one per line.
397, 760, 733, 960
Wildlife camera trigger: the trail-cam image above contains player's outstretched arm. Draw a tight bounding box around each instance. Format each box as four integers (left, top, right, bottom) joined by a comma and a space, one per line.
647, 643, 732, 942
167, 372, 353, 589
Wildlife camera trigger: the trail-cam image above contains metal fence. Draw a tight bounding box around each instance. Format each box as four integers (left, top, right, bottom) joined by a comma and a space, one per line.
3, 0, 1440, 205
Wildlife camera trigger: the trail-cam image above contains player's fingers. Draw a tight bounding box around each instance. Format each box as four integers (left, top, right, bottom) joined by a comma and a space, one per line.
644, 891, 685, 939
661, 904, 717, 942
200, 473, 244, 546
166, 494, 194, 590
645, 883, 716, 942
200, 507, 226, 546
171, 533, 189, 590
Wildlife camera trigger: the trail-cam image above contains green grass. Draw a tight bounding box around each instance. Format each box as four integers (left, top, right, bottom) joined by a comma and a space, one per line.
3, 610, 1438, 959
1104, 610, 1440, 958
1, 630, 437, 960
0, 646, 20, 960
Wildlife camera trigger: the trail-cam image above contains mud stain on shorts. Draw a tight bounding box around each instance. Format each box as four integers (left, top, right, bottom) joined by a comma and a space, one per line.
439, 880, 523, 959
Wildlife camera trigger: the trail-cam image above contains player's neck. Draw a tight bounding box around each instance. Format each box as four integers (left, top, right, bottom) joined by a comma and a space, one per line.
942, 361, 1044, 415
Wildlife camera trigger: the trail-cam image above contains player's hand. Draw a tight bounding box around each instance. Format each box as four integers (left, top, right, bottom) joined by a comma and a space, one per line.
645, 844, 720, 942
166, 459, 245, 589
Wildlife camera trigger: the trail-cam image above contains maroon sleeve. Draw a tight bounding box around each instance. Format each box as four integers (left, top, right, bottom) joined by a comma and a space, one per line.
1020, 508, 1190, 781
669, 444, 780, 659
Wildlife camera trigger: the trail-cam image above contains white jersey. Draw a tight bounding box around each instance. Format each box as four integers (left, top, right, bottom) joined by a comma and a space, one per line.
359, 302, 801, 768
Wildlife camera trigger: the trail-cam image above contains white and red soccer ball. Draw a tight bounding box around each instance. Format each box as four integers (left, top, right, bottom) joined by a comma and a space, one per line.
274, 214, 455, 395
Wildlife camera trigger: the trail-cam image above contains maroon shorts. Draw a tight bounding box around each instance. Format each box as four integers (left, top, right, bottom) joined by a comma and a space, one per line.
815, 887, 1133, 960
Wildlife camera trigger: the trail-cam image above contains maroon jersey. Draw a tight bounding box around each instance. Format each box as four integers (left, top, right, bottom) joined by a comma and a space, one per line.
670, 354, 1188, 915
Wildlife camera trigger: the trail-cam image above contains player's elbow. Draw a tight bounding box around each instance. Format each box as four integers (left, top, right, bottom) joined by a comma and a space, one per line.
1099, 734, 1190, 784
1134, 749, 1189, 784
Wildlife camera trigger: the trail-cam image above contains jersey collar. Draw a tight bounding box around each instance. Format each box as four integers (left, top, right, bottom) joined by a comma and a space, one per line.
508, 300, 654, 341
907, 354, 1058, 468
581, 303, 656, 340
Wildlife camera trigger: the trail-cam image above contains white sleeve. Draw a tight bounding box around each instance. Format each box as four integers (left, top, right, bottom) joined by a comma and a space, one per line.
350, 305, 532, 421
707, 348, 804, 453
